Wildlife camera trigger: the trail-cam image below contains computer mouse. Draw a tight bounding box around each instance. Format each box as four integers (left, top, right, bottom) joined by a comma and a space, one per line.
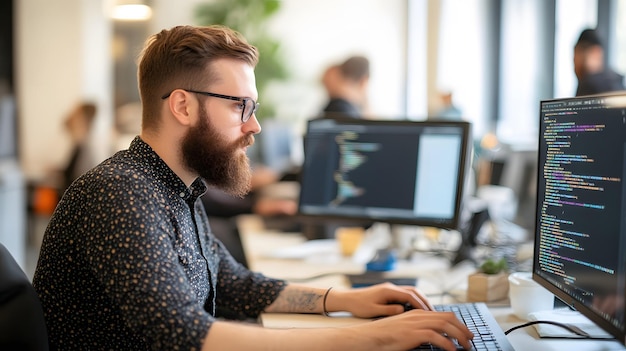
374, 303, 414, 320
387, 302, 414, 312
402, 302, 415, 312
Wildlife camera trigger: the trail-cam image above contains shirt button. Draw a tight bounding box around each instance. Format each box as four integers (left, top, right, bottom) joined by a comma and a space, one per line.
179, 192, 185, 198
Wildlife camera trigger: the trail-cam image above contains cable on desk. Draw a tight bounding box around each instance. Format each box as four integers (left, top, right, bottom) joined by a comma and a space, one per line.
504, 320, 592, 338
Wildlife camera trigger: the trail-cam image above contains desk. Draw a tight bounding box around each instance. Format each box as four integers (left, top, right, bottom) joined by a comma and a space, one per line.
237, 215, 626, 351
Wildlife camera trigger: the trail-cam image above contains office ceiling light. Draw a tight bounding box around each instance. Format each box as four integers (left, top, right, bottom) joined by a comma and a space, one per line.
112, 1, 152, 21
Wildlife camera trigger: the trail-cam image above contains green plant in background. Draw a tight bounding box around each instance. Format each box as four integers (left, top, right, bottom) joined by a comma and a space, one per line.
479, 257, 508, 275
194, 0, 289, 120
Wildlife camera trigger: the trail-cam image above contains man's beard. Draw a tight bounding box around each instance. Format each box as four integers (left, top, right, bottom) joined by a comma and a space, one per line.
181, 105, 254, 198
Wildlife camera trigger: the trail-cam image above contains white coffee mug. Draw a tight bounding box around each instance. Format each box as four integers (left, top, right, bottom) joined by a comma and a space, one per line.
508, 272, 554, 320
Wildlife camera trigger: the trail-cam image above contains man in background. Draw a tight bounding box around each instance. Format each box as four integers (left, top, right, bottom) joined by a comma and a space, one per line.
320, 55, 370, 118
574, 28, 625, 96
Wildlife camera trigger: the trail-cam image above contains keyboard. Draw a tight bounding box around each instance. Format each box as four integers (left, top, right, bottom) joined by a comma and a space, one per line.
412, 302, 516, 351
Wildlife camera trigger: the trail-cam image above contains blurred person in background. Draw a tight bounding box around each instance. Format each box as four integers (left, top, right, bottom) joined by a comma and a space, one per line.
319, 55, 370, 118
434, 90, 463, 120
574, 28, 625, 96
60, 101, 98, 192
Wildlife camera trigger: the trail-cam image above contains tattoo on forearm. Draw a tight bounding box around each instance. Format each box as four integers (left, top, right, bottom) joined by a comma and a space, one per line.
277, 288, 322, 313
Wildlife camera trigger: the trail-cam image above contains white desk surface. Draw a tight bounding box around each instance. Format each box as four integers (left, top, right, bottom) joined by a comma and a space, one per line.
237, 215, 626, 351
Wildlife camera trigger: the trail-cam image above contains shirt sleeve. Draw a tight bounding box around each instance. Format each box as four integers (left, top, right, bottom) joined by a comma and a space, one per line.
214, 240, 287, 319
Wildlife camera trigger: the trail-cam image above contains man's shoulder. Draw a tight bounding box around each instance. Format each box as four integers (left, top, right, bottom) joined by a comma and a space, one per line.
592, 69, 624, 86
65, 151, 163, 203
323, 98, 359, 116
578, 70, 626, 96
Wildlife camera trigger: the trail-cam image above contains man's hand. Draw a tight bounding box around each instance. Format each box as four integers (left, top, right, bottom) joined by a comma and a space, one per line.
351, 309, 475, 351
326, 282, 434, 318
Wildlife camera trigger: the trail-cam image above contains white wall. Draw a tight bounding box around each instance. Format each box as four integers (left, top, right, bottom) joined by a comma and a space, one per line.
16, 0, 112, 181
553, 0, 598, 98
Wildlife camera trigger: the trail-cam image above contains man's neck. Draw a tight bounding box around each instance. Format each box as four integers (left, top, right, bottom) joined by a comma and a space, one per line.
140, 131, 198, 187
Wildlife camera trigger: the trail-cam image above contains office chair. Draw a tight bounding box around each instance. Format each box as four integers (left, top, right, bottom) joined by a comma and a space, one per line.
0, 243, 49, 351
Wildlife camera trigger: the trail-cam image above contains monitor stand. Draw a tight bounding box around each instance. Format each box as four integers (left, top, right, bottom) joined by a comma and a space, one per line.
451, 207, 490, 266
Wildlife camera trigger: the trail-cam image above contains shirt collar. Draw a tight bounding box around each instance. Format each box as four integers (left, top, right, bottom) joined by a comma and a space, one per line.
128, 136, 207, 202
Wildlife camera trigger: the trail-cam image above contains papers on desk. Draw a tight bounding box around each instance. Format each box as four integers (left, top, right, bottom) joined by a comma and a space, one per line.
262, 239, 338, 259
528, 308, 614, 339
262, 238, 375, 264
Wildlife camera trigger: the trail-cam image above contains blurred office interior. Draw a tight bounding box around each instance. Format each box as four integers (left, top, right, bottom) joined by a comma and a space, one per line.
1, 0, 626, 277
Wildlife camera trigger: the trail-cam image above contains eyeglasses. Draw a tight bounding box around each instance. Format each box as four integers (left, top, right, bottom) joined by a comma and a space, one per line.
161, 89, 259, 123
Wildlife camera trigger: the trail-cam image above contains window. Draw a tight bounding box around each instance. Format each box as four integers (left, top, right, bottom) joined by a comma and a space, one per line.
553, 0, 598, 98
429, 0, 605, 146
496, 0, 555, 145
612, 0, 626, 79
436, 0, 495, 139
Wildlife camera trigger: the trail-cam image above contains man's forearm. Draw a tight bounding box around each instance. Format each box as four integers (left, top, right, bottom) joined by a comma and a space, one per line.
263, 285, 328, 314
202, 320, 359, 351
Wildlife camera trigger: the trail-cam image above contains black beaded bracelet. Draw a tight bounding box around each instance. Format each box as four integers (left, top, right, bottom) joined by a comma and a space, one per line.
322, 287, 333, 316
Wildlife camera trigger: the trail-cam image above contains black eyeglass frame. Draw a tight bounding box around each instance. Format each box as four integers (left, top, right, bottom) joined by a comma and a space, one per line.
161, 89, 259, 123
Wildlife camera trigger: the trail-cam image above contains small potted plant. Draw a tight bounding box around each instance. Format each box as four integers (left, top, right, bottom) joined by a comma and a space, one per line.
467, 258, 509, 302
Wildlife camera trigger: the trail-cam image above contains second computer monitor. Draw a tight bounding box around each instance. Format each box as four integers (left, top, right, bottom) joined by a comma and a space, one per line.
298, 118, 472, 230
533, 92, 626, 343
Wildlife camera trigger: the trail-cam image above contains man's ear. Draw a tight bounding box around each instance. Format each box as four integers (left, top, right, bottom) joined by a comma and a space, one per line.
166, 89, 194, 127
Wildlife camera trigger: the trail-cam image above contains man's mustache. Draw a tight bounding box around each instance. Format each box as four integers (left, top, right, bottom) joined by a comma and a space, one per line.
240, 134, 254, 148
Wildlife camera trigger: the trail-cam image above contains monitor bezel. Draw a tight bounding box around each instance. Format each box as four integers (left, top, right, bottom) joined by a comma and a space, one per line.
296, 117, 473, 230
532, 92, 626, 344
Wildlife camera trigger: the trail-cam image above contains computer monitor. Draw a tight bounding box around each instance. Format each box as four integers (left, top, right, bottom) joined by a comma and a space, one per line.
297, 118, 472, 230
258, 119, 298, 174
533, 92, 626, 344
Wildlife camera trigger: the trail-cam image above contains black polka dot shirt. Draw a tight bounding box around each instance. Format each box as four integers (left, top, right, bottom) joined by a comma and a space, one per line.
33, 137, 286, 350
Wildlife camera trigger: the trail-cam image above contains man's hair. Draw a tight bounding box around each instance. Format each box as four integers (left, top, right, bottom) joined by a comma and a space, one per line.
137, 25, 259, 130
338, 56, 370, 82
575, 28, 604, 50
